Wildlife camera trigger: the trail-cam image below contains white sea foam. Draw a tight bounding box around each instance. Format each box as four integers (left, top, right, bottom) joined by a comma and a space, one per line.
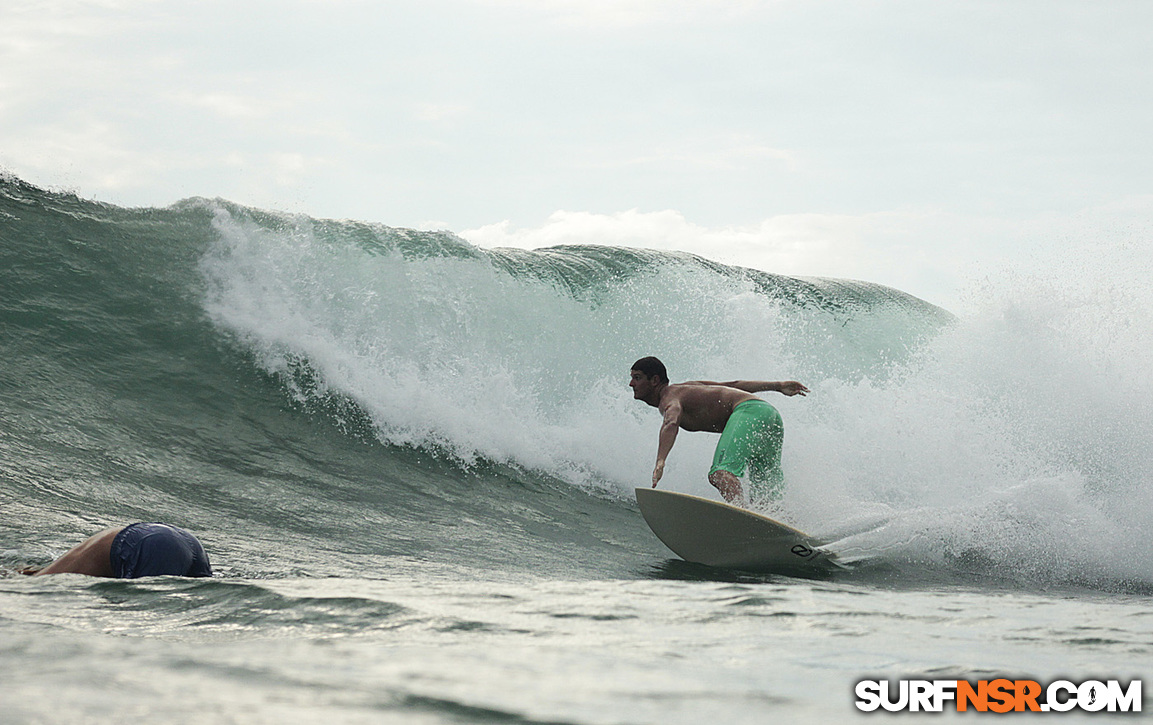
786, 243, 1153, 584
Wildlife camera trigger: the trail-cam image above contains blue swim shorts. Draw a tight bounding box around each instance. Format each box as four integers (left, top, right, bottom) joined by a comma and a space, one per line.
109, 523, 213, 578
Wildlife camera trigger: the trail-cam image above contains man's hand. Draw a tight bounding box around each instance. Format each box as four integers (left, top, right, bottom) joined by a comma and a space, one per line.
779, 381, 809, 396
652, 460, 665, 487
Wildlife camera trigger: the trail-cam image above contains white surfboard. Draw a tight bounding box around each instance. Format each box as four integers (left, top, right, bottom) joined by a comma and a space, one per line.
635, 487, 840, 574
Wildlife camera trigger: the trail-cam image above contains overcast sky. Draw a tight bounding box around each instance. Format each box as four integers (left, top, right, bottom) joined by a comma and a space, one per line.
3, 0, 1151, 308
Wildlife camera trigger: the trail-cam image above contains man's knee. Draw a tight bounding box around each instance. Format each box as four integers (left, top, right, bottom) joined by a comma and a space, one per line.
709, 470, 744, 504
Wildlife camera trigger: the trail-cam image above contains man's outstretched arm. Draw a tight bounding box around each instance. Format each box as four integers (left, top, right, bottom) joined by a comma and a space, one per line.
652, 400, 682, 487
683, 380, 810, 396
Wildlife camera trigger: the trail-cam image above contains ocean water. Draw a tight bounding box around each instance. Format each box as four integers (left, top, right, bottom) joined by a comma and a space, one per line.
1, 175, 1149, 723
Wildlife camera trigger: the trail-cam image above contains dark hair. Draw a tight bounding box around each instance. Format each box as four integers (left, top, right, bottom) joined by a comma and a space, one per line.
631, 356, 668, 383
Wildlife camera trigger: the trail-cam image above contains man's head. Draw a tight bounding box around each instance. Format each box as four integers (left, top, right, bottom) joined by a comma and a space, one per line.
631, 356, 668, 383
630, 356, 668, 403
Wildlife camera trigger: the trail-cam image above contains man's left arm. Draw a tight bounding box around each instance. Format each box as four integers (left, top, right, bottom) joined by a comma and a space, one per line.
683, 380, 810, 396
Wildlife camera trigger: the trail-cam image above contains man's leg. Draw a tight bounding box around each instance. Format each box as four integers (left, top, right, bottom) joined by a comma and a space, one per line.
742, 403, 784, 505
708, 469, 745, 506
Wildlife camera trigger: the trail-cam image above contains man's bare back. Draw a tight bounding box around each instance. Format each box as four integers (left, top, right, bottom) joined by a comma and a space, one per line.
657, 383, 768, 432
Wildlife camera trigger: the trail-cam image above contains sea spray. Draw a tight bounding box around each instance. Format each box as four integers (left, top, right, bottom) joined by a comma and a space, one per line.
786, 247, 1153, 588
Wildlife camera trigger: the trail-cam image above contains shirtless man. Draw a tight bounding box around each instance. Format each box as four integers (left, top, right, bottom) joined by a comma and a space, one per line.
22, 523, 212, 578
629, 356, 809, 506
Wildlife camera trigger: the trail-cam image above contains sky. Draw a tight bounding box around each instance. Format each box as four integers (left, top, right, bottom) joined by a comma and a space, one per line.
2, 0, 1152, 309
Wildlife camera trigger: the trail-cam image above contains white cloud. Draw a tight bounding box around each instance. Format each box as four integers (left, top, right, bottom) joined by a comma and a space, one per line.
470, 0, 772, 28
461, 208, 884, 276
460, 207, 937, 290
413, 102, 471, 123
459, 202, 1152, 311
167, 92, 300, 121
582, 137, 798, 172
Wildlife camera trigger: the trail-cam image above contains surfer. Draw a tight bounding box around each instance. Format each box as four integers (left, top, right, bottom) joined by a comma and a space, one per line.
21, 523, 213, 578
630, 356, 808, 506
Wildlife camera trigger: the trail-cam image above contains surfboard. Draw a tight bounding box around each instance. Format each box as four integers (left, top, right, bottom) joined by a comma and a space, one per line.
635, 487, 840, 575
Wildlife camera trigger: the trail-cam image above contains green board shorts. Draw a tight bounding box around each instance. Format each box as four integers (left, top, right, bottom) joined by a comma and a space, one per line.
709, 399, 785, 501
